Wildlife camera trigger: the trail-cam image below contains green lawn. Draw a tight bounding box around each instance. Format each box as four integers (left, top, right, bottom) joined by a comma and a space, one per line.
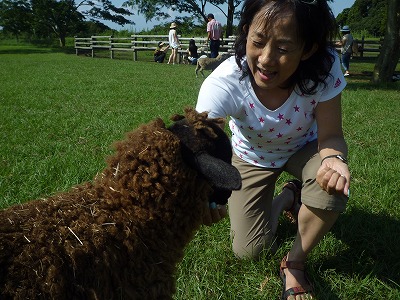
0, 44, 399, 299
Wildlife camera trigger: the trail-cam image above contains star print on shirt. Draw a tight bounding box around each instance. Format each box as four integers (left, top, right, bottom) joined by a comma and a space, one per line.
249, 103, 255, 109
294, 105, 300, 112
278, 113, 284, 120
334, 78, 341, 88
259, 117, 265, 123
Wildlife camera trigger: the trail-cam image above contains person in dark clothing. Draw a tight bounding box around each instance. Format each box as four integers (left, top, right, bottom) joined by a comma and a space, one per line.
154, 42, 170, 63
187, 39, 199, 65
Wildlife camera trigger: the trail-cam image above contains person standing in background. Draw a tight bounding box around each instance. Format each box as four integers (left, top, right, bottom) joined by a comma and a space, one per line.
168, 22, 180, 65
206, 14, 223, 58
337, 25, 353, 76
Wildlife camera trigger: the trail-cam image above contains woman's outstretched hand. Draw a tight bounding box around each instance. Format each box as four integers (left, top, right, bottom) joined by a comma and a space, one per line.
317, 158, 350, 197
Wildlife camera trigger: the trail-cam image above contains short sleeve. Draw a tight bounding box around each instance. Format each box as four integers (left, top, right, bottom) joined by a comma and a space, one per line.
319, 51, 347, 102
196, 57, 242, 119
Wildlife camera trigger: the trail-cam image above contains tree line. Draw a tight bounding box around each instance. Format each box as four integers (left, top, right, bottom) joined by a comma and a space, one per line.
0, 0, 398, 83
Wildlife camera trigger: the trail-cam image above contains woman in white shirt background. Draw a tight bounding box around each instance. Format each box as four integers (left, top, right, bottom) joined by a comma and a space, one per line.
167, 22, 180, 65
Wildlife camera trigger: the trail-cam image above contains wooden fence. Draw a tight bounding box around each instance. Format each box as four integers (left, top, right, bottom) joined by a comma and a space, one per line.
74, 35, 382, 61
74, 35, 236, 62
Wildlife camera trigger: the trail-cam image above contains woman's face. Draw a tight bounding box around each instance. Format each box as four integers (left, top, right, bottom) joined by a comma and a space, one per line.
245, 9, 313, 92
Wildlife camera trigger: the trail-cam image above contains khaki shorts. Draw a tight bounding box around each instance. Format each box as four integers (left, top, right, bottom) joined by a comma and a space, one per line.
228, 140, 348, 258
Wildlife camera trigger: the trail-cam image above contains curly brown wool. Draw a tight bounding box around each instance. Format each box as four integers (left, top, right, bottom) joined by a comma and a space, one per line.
0, 107, 241, 300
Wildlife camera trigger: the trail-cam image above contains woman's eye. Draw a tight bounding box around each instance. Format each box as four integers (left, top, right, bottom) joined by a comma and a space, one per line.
278, 47, 288, 53
252, 40, 264, 47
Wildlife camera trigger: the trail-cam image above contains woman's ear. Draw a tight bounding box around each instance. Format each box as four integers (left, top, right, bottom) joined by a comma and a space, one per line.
301, 43, 318, 61
242, 24, 249, 34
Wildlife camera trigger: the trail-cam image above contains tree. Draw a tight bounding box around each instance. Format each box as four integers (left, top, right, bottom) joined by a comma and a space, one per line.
0, 0, 134, 46
126, 0, 242, 37
77, 0, 133, 27
207, 0, 241, 37
373, 0, 400, 83
336, 0, 387, 36
0, 0, 33, 39
31, 0, 84, 47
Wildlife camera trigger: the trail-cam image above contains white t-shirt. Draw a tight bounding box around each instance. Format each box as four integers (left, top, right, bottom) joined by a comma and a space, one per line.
168, 29, 179, 49
196, 53, 346, 168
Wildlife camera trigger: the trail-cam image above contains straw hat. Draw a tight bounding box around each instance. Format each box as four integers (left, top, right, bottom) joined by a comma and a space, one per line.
170, 22, 177, 29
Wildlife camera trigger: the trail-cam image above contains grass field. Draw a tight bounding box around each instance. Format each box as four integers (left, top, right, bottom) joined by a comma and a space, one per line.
1, 43, 399, 299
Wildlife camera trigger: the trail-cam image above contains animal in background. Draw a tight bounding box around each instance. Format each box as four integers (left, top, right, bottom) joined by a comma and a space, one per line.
195, 53, 230, 78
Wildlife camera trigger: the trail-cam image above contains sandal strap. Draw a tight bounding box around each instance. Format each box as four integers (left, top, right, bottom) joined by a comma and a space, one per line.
280, 255, 305, 272
280, 255, 314, 300
282, 286, 313, 299
283, 179, 302, 211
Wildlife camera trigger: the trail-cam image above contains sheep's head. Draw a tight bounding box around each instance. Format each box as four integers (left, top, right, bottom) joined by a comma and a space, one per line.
168, 107, 241, 205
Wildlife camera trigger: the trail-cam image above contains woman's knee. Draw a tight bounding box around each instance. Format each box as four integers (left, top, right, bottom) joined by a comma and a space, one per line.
231, 232, 277, 260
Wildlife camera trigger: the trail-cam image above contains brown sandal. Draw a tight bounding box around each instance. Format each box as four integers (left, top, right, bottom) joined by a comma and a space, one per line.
280, 255, 314, 299
282, 179, 302, 224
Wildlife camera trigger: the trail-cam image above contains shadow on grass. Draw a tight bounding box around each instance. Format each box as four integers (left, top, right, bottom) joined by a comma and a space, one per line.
344, 72, 400, 92
0, 46, 75, 55
319, 207, 400, 299
277, 207, 400, 299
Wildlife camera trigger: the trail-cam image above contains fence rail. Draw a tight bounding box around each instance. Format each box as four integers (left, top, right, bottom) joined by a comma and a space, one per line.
74, 35, 383, 62
75, 35, 236, 62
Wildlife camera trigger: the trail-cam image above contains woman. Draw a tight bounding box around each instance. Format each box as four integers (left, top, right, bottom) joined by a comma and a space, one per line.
187, 39, 199, 65
167, 22, 180, 65
338, 25, 354, 76
196, 0, 350, 299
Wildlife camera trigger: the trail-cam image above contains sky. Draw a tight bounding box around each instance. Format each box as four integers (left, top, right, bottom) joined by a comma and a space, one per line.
114, 0, 356, 32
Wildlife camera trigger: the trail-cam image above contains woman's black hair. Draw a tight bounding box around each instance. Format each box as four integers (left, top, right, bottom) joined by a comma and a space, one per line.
234, 0, 339, 95
189, 39, 196, 46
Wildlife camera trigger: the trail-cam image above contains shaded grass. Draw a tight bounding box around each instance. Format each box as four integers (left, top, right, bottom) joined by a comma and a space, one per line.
0, 44, 399, 299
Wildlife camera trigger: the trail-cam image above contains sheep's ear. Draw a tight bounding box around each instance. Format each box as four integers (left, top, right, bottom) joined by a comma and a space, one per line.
194, 152, 242, 191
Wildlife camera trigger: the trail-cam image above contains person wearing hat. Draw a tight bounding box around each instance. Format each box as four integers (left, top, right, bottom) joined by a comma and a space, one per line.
337, 25, 354, 76
154, 41, 170, 63
206, 13, 223, 58
167, 22, 180, 64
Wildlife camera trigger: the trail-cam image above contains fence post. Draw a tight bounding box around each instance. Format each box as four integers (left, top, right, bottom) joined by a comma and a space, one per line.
110, 35, 114, 59
132, 35, 138, 61
360, 36, 365, 58
91, 36, 95, 58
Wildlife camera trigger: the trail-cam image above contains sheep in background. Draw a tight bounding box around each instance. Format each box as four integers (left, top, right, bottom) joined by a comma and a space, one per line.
195, 53, 230, 78
0, 107, 241, 300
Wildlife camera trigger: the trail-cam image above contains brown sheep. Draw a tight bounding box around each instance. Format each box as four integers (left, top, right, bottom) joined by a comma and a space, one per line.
0, 107, 241, 300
